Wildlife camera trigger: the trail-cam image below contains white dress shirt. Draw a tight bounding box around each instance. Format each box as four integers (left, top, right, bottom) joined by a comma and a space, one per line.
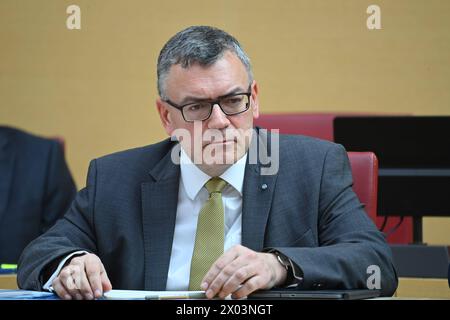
166, 149, 246, 290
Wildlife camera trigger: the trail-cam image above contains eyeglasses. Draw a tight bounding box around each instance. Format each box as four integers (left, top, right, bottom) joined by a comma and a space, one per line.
163, 86, 252, 122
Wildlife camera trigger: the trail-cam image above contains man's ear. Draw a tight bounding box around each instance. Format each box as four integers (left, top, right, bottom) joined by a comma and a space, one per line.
156, 98, 174, 136
250, 80, 260, 119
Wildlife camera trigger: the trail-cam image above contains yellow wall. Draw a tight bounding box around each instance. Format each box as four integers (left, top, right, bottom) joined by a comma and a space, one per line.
1, 0, 449, 244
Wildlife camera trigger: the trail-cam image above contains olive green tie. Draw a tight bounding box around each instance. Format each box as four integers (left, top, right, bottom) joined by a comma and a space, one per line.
189, 177, 227, 290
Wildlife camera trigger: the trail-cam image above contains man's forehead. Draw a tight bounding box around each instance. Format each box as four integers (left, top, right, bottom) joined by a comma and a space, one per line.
164, 53, 249, 100
169, 52, 245, 77
177, 86, 249, 105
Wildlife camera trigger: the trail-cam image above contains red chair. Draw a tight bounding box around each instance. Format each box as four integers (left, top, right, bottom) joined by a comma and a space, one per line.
255, 113, 336, 141
348, 152, 378, 221
349, 152, 413, 244
255, 113, 413, 244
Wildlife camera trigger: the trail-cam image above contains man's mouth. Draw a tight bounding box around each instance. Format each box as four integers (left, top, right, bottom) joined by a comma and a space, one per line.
202, 138, 237, 149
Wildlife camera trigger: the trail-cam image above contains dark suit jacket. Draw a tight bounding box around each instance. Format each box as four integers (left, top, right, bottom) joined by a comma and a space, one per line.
17, 129, 398, 295
0, 126, 76, 263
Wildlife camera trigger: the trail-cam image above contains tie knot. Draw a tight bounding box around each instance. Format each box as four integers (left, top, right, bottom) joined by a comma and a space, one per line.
205, 177, 227, 194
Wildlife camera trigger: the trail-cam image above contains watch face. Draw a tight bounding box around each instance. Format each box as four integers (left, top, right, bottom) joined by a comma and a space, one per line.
276, 254, 290, 269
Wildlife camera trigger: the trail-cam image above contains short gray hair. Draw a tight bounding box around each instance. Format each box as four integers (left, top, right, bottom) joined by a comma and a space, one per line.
157, 26, 253, 99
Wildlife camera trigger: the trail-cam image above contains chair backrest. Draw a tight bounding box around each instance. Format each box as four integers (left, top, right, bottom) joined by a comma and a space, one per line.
255, 112, 413, 244
255, 113, 336, 141
347, 152, 378, 221
254, 112, 397, 141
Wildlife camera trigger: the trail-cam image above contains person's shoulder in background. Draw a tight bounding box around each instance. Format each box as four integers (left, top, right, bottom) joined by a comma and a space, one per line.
1, 125, 60, 154
0, 125, 77, 263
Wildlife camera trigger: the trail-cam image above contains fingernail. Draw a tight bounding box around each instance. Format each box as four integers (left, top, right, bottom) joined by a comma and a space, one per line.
64, 294, 72, 300
95, 289, 102, 297
75, 294, 82, 300
206, 289, 214, 298
86, 294, 93, 300
200, 282, 208, 290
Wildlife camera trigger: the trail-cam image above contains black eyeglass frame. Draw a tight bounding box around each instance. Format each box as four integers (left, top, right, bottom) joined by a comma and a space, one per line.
163, 85, 252, 122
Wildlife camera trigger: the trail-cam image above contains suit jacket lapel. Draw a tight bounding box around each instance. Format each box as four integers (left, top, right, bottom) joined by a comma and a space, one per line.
0, 133, 14, 225
242, 128, 279, 251
141, 143, 180, 290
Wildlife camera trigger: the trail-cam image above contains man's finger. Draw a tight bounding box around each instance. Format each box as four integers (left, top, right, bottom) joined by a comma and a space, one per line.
219, 264, 256, 298
101, 268, 112, 293
202, 246, 240, 291
85, 258, 103, 298
59, 265, 83, 299
205, 255, 249, 299
52, 277, 71, 300
231, 275, 262, 299
78, 268, 94, 300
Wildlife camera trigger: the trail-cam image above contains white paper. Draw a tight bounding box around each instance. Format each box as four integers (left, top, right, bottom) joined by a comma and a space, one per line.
0, 289, 55, 299
103, 289, 206, 300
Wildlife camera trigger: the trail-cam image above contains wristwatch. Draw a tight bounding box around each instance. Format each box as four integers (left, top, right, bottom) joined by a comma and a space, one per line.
269, 250, 303, 286
273, 251, 291, 271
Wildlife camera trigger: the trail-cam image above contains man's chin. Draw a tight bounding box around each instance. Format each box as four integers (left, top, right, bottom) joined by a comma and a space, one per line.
202, 152, 237, 166
201, 142, 238, 163
192, 147, 246, 176
197, 162, 232, 177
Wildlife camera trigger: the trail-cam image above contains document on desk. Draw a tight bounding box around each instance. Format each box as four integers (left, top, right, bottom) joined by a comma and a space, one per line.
0, 289, 56, 300
103, 289, 206, 300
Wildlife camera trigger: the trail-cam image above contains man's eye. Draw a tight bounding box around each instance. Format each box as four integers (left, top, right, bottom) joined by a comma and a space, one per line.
187, 104, 202, 111
223, 96, 243, 105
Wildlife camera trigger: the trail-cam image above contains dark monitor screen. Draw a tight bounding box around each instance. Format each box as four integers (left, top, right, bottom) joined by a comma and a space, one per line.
334, 116, 450, 169
333, 116, 450, 217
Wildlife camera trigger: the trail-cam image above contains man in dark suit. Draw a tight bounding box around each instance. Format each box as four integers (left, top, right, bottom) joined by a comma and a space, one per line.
17, 26, 398, 300
0, 126, 76, 263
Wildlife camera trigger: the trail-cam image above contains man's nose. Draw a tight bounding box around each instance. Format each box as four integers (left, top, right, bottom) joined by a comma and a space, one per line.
207, 104, 230, 129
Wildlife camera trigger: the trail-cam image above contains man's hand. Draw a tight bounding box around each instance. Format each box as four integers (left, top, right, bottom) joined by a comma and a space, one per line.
51, 253, 112, 300
201, 245, 287, 299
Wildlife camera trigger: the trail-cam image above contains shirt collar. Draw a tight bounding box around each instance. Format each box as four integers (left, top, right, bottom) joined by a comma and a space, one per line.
180, 148, 247, 200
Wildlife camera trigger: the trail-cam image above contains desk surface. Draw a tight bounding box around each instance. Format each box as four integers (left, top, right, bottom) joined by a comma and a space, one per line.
395, 277, 450, 299
1, 275, 448, 299
0, 274, 17, 289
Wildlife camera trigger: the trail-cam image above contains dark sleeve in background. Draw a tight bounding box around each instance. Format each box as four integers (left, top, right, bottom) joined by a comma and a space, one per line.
0, 128, 77, 264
